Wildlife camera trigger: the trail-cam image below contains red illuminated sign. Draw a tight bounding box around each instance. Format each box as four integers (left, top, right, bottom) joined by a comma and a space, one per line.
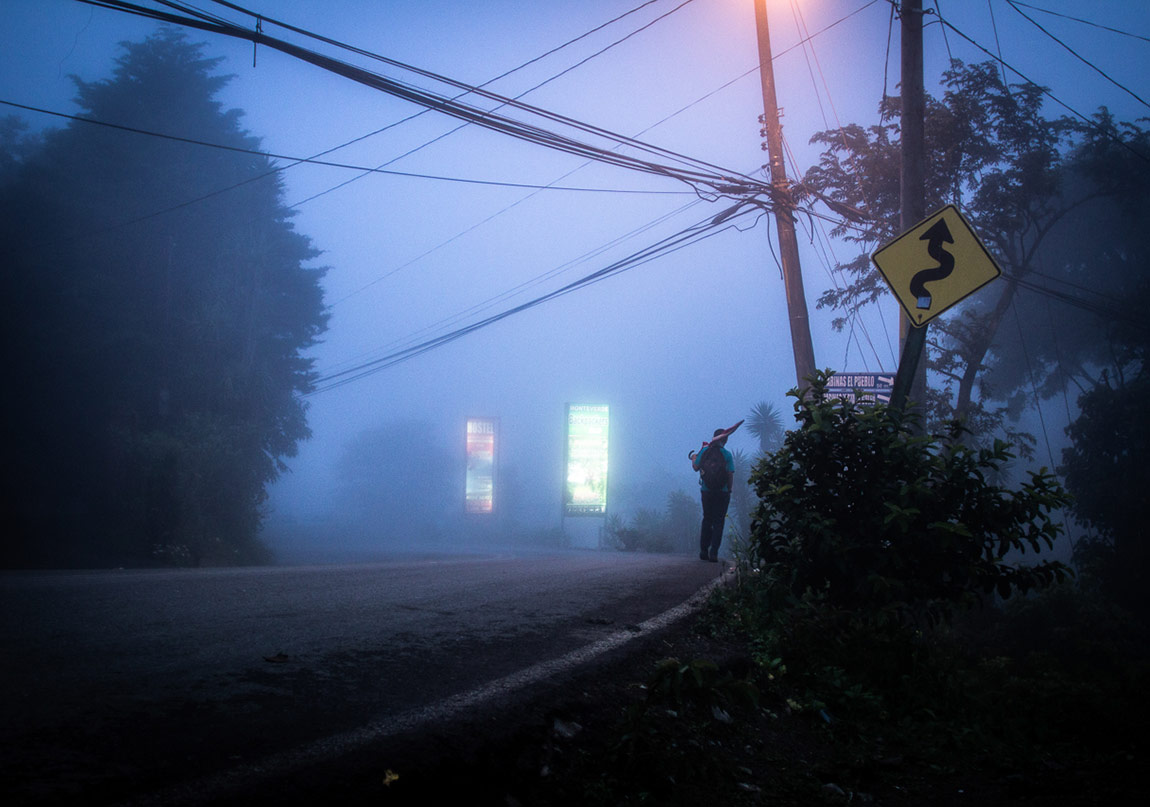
465, 417, 497, 514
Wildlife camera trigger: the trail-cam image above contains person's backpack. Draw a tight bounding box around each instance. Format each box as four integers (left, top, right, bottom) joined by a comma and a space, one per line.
699, 444, 728, 490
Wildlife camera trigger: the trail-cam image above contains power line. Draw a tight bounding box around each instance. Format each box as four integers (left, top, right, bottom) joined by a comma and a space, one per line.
321, 198, 707, 377
307, 0, 718, 305
933, 11, 1150, 164
71, 0, 773, 200
987, 0, 1012, 90
1007, 1, 1150, 45
1007, 274, 1149, 335
200, 0, 755, 188
1005, 0, 1149, 111
880, 1, 896, 123
1026, 266, 1132, 310
307, 201, 765, 395
278, 0, 707, 227
10, 1, 699, 256
321, 0, 885, 311
0, 99, 691, 196
18, 0, 876, 343
264, 0, 883, 286
45, 0, 884, 389
786, 0, 894, 371
933, 1, 954, 64
56, 0, 878, 255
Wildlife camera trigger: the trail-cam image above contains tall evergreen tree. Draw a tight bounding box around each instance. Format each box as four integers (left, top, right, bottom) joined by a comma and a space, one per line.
0, 29, 328, 567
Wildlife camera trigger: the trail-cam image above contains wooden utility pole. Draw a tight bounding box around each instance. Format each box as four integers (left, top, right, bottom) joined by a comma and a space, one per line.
890, 0, 928, 413
753, 0, 816, 391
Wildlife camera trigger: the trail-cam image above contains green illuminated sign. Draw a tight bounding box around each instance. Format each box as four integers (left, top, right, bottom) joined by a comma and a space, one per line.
564, 404, 609, 517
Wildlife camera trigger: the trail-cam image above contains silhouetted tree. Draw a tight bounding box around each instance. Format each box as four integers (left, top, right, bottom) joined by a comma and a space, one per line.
0, 115, 41, 182
333, 419, 461, 546
0, 30, 327, 566
746, 401, 785, 455
801, 60, 1149, 446
1056, 121, 1150, 616
1062, 372, 1150, 618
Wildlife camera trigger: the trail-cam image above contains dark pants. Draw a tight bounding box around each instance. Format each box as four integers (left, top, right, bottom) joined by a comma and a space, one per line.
699, 489, 731, 557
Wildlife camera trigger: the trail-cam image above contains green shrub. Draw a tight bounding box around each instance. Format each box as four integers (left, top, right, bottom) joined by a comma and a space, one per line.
603, 510, 674, 553
748, 370, 1072, 626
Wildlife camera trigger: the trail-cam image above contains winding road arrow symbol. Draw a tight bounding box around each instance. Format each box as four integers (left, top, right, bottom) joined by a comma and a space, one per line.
871, 204, 1001, 329
909, 218, 955, 310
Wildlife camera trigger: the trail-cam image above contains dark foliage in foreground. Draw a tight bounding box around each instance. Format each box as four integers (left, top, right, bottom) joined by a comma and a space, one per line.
413, 375, 1143, 805
372, 578, 1146, 806
748, 371, 1071, 625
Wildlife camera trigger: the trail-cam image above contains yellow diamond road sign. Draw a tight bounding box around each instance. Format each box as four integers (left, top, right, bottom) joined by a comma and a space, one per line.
871, 204, 1002, 327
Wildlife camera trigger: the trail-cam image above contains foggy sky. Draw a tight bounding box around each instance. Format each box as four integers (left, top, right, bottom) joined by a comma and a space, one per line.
3, 0, 1147, 550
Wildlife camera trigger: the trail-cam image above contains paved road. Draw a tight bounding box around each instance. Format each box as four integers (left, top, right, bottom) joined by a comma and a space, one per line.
0, 550, 723, 804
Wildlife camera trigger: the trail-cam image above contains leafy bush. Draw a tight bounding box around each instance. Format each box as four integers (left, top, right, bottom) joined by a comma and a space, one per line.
603, 510, 674, 553
703, 373, 1150, 793
748, 370, 1072, 625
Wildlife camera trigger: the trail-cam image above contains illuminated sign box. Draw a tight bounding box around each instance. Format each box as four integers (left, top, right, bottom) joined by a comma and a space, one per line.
564, 404, 609, 517
465, 417, 497, 514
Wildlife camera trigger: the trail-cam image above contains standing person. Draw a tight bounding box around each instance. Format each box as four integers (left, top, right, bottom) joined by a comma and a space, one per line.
691, 428, 735, 562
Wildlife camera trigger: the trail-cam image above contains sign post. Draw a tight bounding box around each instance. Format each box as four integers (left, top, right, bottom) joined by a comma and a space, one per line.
871, 205, 1002, 412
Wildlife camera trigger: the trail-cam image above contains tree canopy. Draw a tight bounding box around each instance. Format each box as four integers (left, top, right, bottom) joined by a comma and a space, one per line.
800, 60, 1149, 447
1056, 121, 1150, 616
0, 30, 328, 567
746, 400, 785, 455
800, 59, 1150, 614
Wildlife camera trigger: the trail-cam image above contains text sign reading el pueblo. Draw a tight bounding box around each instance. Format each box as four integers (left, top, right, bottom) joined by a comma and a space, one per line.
827, 372, 895, 404
871, 205, 1002, 327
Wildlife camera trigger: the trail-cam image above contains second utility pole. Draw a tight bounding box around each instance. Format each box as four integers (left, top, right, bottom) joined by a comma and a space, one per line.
889, 0, 929, 414
753, 0, 816, 392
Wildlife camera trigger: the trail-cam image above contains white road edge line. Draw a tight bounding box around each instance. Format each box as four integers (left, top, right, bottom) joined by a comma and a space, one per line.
126, 568, 734, 806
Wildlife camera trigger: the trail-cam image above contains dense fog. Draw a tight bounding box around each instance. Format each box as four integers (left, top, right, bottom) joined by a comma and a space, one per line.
2, 0, 1146, 568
